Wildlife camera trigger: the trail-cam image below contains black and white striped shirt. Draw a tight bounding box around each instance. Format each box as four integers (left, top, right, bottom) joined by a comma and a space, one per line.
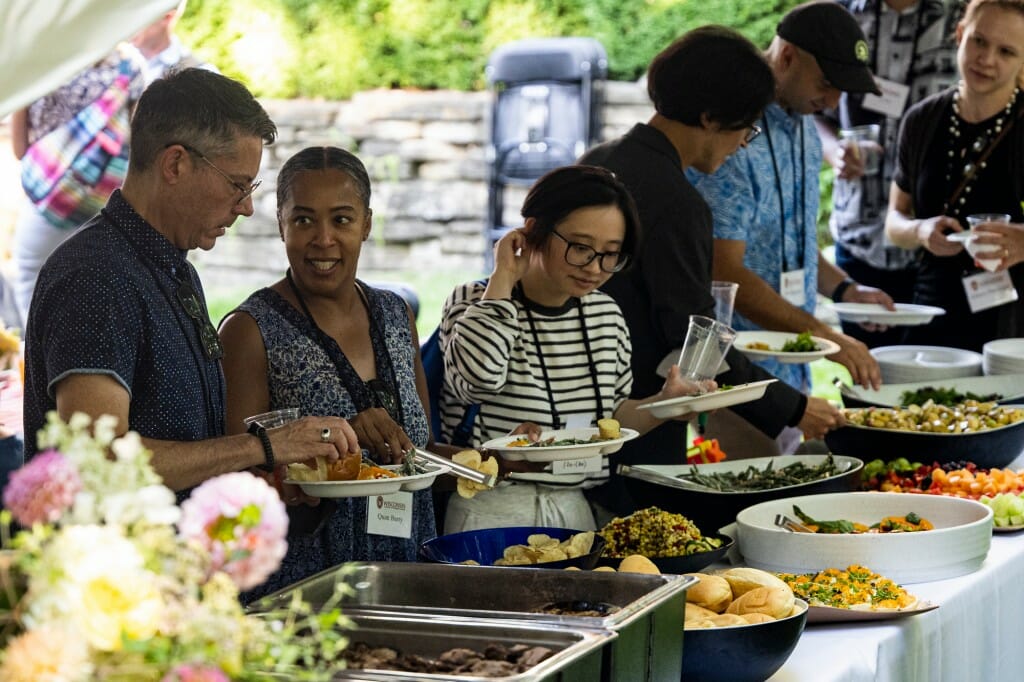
439, 281, 632, 488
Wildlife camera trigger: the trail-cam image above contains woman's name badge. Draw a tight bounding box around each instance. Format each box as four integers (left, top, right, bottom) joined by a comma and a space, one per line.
780, 269, 806, 306
366, 491, 414, 538
552, 456, 602, 476
861, 77, 911, 119
565, 414, 593, 429
962, 270, 1018, 313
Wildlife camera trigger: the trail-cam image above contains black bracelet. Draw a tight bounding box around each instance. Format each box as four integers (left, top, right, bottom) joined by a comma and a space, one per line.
831, 278, 855, 303
247, 420, 275, 472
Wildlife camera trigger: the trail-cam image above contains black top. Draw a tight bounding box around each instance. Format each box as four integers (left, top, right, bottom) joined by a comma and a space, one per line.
24, 190, 226, 457
894, 89, 1024, 350
578, 124, 807, 512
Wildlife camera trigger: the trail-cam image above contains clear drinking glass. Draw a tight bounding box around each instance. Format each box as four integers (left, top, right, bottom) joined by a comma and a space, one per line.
711, 281, 739, 328
677, 315, 737, 384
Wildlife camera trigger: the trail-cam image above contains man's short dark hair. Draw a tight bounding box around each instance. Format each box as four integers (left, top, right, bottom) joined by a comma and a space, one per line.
128, 68, 277, 169
647, 25, 775, 130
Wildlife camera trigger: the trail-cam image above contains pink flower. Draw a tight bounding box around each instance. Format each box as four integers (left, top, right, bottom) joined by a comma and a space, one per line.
160, 664, 230, 682
3, 450, 81, 526
178, 472, 288, 591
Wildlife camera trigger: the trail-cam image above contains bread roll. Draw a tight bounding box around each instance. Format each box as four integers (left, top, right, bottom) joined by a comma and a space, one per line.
721, 567, 791, 598
740, 613, 776, 624
686, 573, 732, 613
597, 418, 621, 439
708, 614, 749, 627
685, 603, 718, 623
618, 555, 660, 575
684, 619, 716, 630
725, 586, 795, 620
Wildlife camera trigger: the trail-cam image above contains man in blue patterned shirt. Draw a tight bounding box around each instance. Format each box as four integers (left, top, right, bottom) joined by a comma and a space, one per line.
23, 69, 359, 491
690, 1, 894, 404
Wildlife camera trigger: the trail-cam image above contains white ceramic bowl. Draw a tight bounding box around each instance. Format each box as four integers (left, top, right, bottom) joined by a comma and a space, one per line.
871, 345, 983, 384
735, 492, 992, 584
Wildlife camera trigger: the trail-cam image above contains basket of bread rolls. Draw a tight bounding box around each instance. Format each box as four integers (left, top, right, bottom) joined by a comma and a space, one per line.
681, 567, 808, 682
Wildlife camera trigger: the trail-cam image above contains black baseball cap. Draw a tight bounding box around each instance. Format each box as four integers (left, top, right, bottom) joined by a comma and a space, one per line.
777, 0, 881, 95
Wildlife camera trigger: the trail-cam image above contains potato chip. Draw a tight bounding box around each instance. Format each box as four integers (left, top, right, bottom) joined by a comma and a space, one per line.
453, 450, 499, 499
539, 547, 568, 562
527, 534, 559, 549
565, 531, 595, 558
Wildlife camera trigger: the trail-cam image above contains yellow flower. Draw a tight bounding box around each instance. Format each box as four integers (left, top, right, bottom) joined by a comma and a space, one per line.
0, 328, 18, 356
0, 624, 92, 682
79, 572, 163, 651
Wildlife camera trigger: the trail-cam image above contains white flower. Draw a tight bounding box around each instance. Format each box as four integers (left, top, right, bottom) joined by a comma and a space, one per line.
23, 525, 162, 651
99, 485, 180, 527
110, 430, 144, 463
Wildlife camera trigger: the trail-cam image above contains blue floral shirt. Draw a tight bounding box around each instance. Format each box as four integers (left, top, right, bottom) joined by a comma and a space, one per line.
688, 102, 822, 390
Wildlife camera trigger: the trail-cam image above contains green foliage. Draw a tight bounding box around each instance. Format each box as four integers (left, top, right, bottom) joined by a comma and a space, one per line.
178, 0, 804, 99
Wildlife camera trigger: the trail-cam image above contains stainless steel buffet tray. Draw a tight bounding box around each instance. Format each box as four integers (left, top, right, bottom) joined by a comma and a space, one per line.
330, 612, 613, 681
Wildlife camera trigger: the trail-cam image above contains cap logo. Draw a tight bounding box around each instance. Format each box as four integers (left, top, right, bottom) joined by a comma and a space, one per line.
855, 40, 869, 64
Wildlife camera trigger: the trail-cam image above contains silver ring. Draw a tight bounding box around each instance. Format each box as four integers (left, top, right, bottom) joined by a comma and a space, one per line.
320, 427, 331, 443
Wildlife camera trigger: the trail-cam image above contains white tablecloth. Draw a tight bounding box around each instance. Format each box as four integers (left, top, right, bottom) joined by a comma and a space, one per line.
770, 451, 1024, 681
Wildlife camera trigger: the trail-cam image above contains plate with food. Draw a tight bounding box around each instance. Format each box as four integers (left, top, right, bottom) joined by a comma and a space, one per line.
778, 565, 938, 623
980, 493, 1024, 532
832, 302, 946, 326
482, 423, 639, 462
285, 460, 449, 498
734, 331, 840, 363
637, 379, 777, 419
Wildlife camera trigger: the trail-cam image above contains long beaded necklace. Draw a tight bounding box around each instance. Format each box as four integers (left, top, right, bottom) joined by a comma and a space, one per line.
944, 83, 1021, 218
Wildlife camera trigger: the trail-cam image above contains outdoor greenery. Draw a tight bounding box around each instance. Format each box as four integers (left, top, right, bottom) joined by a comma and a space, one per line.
180, 0, 804, 99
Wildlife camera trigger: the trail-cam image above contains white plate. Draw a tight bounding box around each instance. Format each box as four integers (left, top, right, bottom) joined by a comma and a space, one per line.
286, 463, 450, 498
805, 601, 938, 623
734, 331, 840, 363
832, 302, 945, 326
482, 427, 639, 462
636, 379, 777, 418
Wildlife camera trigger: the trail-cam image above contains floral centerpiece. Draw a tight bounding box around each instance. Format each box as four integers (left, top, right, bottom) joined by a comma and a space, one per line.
0, 412, 352, 681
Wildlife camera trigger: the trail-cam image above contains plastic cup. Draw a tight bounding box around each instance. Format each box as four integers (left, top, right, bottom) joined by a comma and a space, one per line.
243, 407, 300, 429
676, 315, 737, 383
964, 214, 1011, 272
711, 281, 739, 328
839, 124, 881, 175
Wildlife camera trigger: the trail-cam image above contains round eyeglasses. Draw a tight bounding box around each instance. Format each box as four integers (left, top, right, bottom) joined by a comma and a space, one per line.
166, 143, 261, 205
551, 231, 628, 273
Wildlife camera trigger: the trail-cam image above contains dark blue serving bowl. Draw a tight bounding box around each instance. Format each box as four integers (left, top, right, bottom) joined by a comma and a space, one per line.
682, 599, 808, 682
825, 408, 1024, 469
419, 526, 606, 569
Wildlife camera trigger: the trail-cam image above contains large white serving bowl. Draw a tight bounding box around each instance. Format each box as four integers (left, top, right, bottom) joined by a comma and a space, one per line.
735, 492, 993, 584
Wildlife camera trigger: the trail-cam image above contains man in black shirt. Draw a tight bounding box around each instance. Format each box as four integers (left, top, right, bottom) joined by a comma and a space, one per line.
580, 26, 844, 516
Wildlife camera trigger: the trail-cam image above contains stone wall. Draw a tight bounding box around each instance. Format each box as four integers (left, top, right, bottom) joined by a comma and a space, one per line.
192, 80, 653, 290
0, 81, 653, 290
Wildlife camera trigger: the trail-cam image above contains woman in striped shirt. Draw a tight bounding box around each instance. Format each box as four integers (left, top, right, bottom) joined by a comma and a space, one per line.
439, 165, 708, 532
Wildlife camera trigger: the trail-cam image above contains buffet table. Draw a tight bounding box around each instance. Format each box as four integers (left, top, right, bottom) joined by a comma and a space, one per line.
770, 450, 1024, 682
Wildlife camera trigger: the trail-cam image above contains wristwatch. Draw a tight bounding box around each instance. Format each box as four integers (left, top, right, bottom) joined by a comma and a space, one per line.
247, 420, 275, 472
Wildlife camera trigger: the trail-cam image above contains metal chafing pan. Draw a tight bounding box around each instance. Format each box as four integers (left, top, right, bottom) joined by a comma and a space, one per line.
252, 562, 694, 682
330, 612, 612, 681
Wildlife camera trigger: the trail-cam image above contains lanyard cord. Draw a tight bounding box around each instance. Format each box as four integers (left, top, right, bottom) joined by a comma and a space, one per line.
285, 270, 406, 427
519, 289, 605, 429
763, 118, 806, 271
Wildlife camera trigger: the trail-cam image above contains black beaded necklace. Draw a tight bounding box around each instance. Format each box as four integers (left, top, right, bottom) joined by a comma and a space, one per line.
944, 84, 1021, 218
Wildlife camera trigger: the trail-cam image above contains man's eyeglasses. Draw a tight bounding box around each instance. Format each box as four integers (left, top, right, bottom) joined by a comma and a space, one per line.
551, 230, 628, 273
176, 281, 224, 361
168, 143, 261, 205
744, 124, 762, 145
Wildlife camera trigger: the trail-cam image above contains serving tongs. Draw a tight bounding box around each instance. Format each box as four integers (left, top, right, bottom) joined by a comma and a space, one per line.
774, 514, 816, 533
411, 447, 498, 488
